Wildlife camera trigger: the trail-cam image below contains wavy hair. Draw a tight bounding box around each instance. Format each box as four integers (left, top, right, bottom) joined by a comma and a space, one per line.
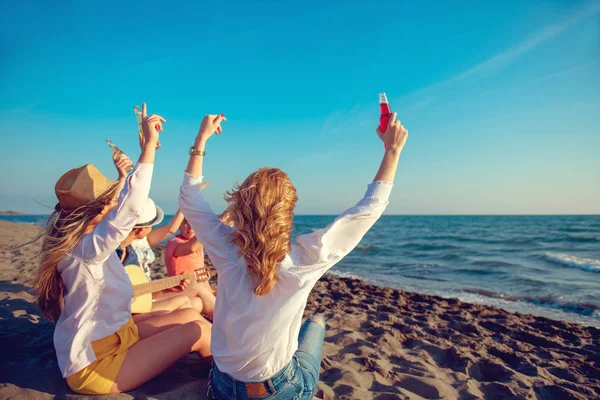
224, 167, 297, 296
32, 185, 120, 323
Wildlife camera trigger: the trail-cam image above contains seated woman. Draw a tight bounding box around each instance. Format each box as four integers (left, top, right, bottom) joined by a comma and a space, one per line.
165, 217, 217, 318
32, 104, 211, 395
129, 207, 193, 278
110, 146, 203, 315
117, 201, 203, 315
179, 112, 408, 399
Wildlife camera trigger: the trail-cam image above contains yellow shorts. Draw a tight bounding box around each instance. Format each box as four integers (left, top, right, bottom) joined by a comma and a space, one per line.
67, 317, 140, 395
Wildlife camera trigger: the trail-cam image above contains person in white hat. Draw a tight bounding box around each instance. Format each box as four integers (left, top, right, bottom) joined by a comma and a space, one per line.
129, 197, 165, 279
116, 197, 204, 314
129, 198, 203, 278
31, 103, 212, 395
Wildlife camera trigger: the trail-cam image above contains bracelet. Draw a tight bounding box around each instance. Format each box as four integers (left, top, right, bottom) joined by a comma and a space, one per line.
189, 146, 206, 156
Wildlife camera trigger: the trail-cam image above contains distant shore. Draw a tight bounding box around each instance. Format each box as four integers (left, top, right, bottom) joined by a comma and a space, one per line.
0, 211, 25, 216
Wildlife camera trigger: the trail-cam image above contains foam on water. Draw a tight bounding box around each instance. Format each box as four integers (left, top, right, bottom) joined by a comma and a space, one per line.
544, 252, 600, 272
327, 269, 363, 281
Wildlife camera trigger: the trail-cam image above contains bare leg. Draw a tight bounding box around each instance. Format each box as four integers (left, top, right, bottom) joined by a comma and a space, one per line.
193, 286, 216, 319
156, 289, 189, 300
136, 307, 207, 339
109, 317, 211, 393
155, 286, 214, 317
132, 310, 170, 325
189, 297, 204, 314
150, 295, 192, 312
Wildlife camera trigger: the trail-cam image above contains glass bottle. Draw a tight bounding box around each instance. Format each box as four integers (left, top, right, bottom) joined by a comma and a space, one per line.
133, 105, 143, 138
378, 92, 391, 133
106, 139, 134, 173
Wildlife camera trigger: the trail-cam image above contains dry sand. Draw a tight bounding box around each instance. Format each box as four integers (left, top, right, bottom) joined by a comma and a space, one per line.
0, 220, 598, 399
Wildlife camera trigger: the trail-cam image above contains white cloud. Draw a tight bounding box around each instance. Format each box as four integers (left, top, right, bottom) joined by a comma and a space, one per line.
317, 2, 600, 139
397, 1, 600, 108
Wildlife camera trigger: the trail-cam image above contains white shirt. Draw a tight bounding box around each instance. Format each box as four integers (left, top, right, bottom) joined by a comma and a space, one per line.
54, 163, 153, 377
179, 173, 392, 382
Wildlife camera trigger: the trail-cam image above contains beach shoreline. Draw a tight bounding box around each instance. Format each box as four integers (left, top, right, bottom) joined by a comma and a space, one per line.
1, 220, 599, 399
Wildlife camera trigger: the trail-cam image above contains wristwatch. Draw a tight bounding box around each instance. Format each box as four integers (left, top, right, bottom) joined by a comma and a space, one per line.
189, 146, 206, 156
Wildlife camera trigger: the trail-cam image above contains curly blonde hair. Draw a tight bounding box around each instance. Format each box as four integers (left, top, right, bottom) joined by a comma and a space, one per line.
224, 167, 297, 296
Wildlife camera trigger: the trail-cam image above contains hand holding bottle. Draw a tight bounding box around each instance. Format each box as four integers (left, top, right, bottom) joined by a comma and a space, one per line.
113, 152, 134, 180
140, 103, 166, 149
378, 92, 392, 134
107, 139, 134, 174
376, 112, 408, 152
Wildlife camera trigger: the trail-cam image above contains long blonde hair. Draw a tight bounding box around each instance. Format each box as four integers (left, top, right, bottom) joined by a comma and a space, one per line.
224, 167, 297, 296
32, 185, 120, 323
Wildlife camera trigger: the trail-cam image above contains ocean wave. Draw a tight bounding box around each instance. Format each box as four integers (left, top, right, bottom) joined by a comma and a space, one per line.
557, 227, 592, 234
414, 263, 441, 269
440, 252, 463, 260
422, 235, 479, 243
403, 274, 448, 282
398, 242, 462, 251
470, 259, 519, 268
538, 235, 599, 244
423, 235, 555, 246
544, 252, 600, 272
460, 288, 598, 316
326, 269, 363, 281
355, 244, 376, 252
454, 268, 499, 276
564, 234, 599, 243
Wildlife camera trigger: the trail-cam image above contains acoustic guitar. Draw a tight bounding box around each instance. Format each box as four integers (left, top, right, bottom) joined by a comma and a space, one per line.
125, 265, 211, 313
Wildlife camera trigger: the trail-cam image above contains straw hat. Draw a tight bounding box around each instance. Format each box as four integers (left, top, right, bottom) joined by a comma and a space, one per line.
134, 198, 164, 227
55, 164, 119, 211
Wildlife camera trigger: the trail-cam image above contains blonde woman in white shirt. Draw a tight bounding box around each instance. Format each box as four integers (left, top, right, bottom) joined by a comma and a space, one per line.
179, 112, 408, 399
32, 103, 212, 395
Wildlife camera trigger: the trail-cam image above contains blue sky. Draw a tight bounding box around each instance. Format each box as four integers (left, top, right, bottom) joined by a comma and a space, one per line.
1, 0, 599, 215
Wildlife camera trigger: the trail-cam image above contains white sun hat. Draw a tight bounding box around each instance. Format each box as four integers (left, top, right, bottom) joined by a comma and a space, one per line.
134, 197, 164, 227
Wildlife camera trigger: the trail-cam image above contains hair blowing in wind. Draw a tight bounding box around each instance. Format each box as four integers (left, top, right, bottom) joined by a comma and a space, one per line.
32, 186, 120, 323
224, 167, 298, 296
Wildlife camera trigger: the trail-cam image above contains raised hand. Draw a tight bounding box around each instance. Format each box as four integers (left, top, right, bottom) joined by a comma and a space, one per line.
376, 112, 408, 151
113, 152, 134, 180
140, 102, 166, 149
197, 114, 227, 143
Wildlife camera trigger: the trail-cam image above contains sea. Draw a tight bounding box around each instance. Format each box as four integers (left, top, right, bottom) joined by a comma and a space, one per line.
3, 214, 599, 327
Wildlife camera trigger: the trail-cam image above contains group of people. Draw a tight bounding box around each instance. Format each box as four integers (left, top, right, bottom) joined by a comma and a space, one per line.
32, 103, 408, 399
111, 170, 216, 317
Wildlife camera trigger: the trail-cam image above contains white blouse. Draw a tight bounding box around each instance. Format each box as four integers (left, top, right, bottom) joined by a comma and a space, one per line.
179, 172, 392, 382
54, 163, 153, 377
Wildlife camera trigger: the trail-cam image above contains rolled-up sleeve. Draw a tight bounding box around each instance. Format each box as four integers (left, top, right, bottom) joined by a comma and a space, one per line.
75, 163, 154, 262
178, 172, 237, 269
292, 181, 392, 280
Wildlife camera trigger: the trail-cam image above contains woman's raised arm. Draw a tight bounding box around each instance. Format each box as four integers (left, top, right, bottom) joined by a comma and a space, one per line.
292, 113, 408, 279
78, 103, 167, 261
185, 114, 226, 178
179, 114, 236, 269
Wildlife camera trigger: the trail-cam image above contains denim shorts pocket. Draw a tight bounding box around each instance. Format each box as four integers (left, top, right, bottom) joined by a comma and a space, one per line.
284, 358, 305, 395
262, 381, 298, 400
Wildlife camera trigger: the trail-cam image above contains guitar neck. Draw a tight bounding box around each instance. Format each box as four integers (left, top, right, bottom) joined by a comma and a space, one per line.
132, 272, 197, 297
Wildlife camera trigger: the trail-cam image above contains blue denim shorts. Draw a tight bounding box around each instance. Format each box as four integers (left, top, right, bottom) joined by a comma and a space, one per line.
208, 315, 325, 400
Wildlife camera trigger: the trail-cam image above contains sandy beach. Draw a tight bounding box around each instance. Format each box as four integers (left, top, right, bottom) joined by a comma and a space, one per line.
1, 219, 598, 399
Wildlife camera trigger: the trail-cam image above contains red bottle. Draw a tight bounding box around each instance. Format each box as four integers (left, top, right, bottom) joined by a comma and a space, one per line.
379, 92, 391, 133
